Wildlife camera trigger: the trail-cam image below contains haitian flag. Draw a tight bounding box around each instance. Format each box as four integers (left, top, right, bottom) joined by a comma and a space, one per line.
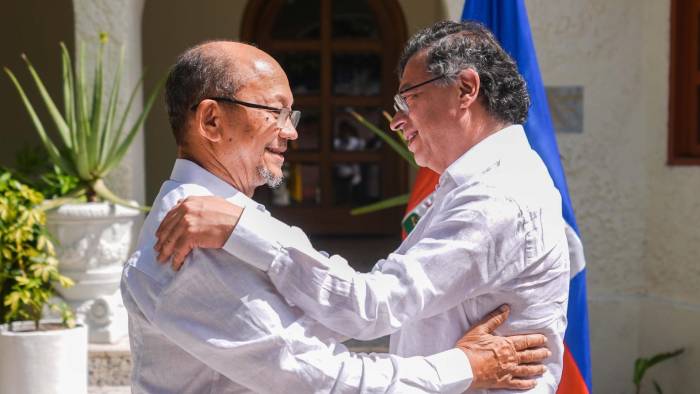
402, 1, 592, 392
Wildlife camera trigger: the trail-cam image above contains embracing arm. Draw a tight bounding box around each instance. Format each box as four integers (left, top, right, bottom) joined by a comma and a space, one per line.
155, 194, 524, 340
125, 260, 548, 393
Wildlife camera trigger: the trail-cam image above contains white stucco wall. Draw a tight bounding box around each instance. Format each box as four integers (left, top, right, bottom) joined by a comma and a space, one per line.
443, 1, 697, 392
457, 0, 696, 392
531, 1, 700, 392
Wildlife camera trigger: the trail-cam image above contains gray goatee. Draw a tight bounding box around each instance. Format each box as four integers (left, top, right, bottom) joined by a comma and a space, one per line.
257, 166, 283, 189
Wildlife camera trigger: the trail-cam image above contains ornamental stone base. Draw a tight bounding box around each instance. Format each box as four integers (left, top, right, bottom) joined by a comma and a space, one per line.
46, 202, 141, 344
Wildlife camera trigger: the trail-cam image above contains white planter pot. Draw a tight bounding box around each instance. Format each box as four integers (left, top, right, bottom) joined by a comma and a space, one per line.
0, 322, 87, 394
46, 202, 141, 343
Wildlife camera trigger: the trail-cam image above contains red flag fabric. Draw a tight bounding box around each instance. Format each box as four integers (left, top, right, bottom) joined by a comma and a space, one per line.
401, 167, 440, 239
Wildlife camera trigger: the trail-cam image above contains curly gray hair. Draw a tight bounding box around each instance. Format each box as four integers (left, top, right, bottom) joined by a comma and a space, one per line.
398, 21, 530, 125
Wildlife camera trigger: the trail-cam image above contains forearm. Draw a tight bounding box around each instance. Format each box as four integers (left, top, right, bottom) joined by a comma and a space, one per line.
226, 207, 494, 340
226, 208, 427, 339
153, 282, 472, 393
268, 249, 428, 340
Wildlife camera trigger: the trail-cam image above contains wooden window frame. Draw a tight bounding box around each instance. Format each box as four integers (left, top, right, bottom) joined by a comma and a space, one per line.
669, 0, 700, 164
241, 0, 409, 235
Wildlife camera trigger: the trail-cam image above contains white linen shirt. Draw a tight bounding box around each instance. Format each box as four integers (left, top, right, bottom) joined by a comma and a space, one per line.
121, 159, 472, 394
225, 125, 571, 393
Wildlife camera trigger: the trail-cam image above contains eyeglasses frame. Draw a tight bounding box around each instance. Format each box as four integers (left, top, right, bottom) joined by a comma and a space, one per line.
393, 74, 446, 114
190, 96, 301, 129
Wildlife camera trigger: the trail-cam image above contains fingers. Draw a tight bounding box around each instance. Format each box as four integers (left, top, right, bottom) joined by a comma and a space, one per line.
500, 378, 537, 391
512, 364, 546, 378
468, 304, 510, 335
154, 202, 185, 253
157, 220, 188, 263
154, 212, 182, 255
509, 334, 547, 351
171, 245, 192, 271
517, 347, 551, 364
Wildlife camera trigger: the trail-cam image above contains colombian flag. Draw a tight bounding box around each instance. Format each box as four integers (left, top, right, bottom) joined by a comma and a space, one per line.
402, 1, 592, 392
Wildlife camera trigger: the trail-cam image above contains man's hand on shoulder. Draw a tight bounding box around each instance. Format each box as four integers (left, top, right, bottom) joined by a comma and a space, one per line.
154, 195, 243, 270
456, 305, 550, 391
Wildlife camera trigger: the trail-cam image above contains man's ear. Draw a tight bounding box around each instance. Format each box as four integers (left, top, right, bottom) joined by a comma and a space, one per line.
457, 68, 480, 109
195, 99, 224, 143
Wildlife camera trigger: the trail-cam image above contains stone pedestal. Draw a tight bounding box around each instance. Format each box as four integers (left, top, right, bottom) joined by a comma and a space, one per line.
69, 291, 129, 344
47, 202, 141, 344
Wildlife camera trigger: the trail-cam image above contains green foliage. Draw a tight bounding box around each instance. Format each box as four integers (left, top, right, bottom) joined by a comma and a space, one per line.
0, 170, 75, 330
633, 348, 684, 394
347, 109, 417, 169
350, 194, 410, 216
12, 145, 82, 200
4, 33, 165, 209
51, 302, 76, 329
347, 109, 413, 215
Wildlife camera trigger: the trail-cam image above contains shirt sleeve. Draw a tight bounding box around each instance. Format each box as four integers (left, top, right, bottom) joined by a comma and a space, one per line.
137, 256, 473, 394
224, 188, 525, 341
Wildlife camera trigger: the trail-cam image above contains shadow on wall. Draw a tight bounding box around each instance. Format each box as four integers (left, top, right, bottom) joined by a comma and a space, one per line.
0, 0, 74, 170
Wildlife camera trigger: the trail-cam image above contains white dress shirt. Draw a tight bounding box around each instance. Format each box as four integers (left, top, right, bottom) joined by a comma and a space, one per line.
121, 159, 472, 394
224, 125, 570, 393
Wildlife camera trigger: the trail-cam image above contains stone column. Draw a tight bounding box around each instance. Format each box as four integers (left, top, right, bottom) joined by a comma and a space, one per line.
69, 0, 146, 344
73, 0, 146, 204
441, 0, 465, 21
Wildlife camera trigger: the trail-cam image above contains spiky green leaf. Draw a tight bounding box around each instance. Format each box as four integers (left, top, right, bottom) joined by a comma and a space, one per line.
87, 36, 106, 169
350, 193, 410, 215
19, 54, 73, 151
102, 73, 166, 176
348, 108, 417, 168
98, 46, 125, 168
3, 67, 74, 175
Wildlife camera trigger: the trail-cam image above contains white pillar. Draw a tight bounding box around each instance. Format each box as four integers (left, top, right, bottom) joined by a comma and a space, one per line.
72, 0, 146, 204
441, 0, 465, 22
70, 0, 145, 344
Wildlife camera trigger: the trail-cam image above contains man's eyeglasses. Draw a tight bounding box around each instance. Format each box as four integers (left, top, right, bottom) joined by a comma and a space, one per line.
393, 74, 445, 114
191, 97, 301, 129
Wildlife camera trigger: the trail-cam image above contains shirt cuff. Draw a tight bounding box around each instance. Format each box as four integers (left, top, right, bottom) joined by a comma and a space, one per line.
223, 206, 292, 271
425, 348, 474, 392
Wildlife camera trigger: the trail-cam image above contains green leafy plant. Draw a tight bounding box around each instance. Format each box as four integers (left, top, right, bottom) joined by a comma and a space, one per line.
9, 145, 81, 200
347, 109, 417, 215
3, 32, 164, 209
633, 348, 684, 394
0, 171, 75, 330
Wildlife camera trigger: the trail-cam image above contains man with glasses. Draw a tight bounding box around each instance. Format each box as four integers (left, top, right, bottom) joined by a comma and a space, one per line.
121, 39, 550, 393
155, 21, 570, 393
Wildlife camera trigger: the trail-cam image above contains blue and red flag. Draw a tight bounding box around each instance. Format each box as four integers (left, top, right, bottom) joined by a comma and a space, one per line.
402, 1, 591, 392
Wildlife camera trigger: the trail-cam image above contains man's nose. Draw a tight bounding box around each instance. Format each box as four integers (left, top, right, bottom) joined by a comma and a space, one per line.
280, 123, 298, 140
390, 111, 407, 132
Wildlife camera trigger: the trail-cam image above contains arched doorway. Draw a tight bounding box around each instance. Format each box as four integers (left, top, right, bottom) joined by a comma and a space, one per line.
242, 0, 409, 236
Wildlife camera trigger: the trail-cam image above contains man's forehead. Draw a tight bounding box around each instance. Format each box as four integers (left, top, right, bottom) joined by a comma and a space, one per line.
237, 71, 293, 106
398, 52, 430, 91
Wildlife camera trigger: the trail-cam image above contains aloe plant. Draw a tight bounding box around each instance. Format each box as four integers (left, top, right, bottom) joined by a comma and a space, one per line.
4, 33, 164, 209
347, 109, 416, 215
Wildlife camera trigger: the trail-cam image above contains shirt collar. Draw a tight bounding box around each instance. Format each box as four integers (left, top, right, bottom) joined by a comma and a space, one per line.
441, 124, 530, 186
169, 159, 263, 210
